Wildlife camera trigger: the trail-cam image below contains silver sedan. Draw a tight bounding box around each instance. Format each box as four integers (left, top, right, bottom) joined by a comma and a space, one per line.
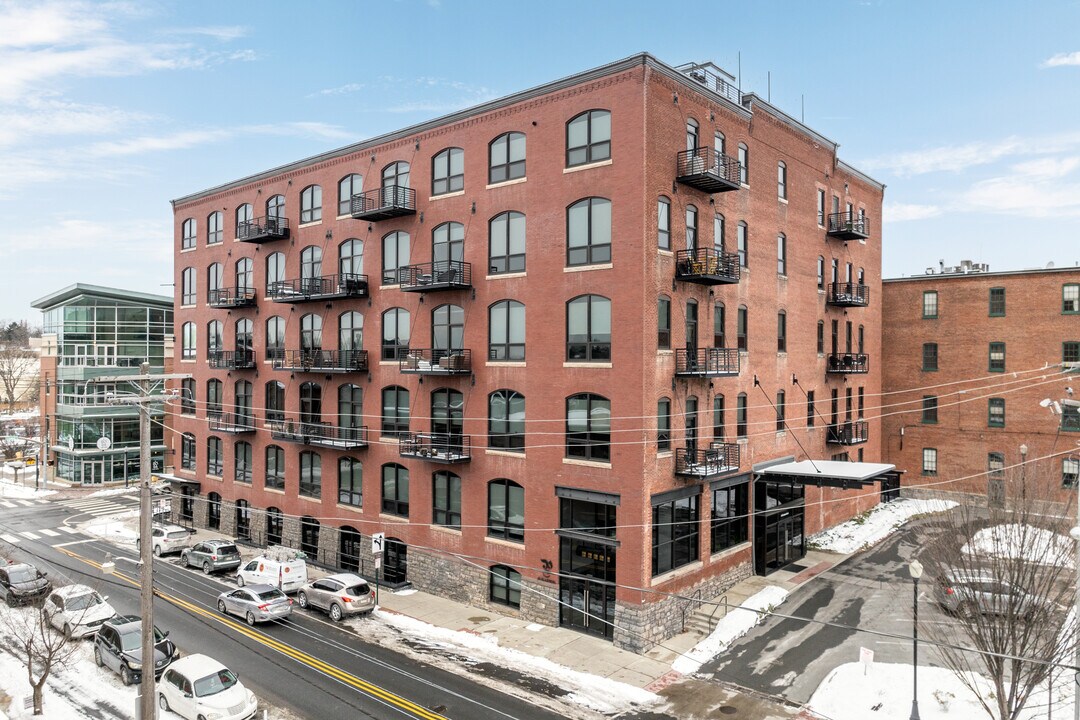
216, 584, 292, 625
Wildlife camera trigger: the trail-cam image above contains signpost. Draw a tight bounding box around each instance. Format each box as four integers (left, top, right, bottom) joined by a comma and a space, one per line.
371, 532, 385, 606
859, 646, 874, 676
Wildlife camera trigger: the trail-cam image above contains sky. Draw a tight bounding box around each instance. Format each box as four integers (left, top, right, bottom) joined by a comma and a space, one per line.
1, 0, 1078, 323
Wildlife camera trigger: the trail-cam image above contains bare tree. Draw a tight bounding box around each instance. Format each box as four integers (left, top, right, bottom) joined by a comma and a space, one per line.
0, 345, 37, 414
917, 466, 1080, 720
0, 436, 30, 460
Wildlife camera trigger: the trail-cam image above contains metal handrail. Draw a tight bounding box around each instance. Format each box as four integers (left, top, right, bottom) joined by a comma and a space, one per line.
827, 211, 871, 237
237, 215, 289, 241
272, 349, 368, 372
826, 353, 870, 373
674, 442, 740, 476
268, 273, 368, 301
676, 146, 741, 185
207, 287, 257, 307
827, 282, 870, 306
397, 260, 472, 290
827, 420, 869, 444
675, 248, 740, 283
674, 346, 740, 375
350, 185, 416, 216
399, 348, 472, 374
207, 411, 256, 433
399, 432, 471, 460
207, 349, 256, 369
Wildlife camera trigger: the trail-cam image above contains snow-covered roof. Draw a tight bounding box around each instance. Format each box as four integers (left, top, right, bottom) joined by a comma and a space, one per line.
760, 460, 895, 482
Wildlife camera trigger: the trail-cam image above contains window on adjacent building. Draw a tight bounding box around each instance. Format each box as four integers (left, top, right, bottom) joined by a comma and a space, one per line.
657, 296, 671, 349
488, 389, 524, 452
207, 211, 223, 245
489, 132, 525, 184
816, 321, 825, 354
736, 393, 747, 437
657, 398, 671, 452
989, 342, 1006, 372
922, 291, 939, 319
713, 213, 725, 253
736, 222, 748, 267
776, 234, 786, 275
776, 311, 787, 352
180, 433, 196, 470
989, 287, 1006, 317
181, 267, 196, 306
1065, 341, 1080, 366
1064, 284, 1080, 314
685, 205, 698, 250
922, 448, 938, 476
652, 492, 699, 576
265, 445, 285, 490
338, 174, 362, 216
300, 185, 322, 223
566, 295, 611, 361
713, 394, 725, 439
381, 386, 409, 437
777, 161, 787, 199
338, 457, 362, 507
816, 189, 826, 226
922, 396, 938, 423
234, 441, 252, 484
181, 322, 196, 359
1064, 456, 1080, 489
381, 307, 410, 361
657, 197, 671, 250
922, 342, 939, 371
432, 147, 464, 195
737, 305, 748, 351
776, 389, 786, 431
988, 398, 1006, 427
737, 143, 749, 184
489, 211, 525, 274
489, 300, 525, 361
490, 565, 521, 608
265, 381, 285, 423
807, 390, 816, 427
714, 303, 726, 348
566, 109, 611, 167
817, 256, 825, 290
432, 470, 461, 528
566, 197, 611, 266
181, 218, 196, 249
988, 452, 1005, 478
488, 479, 524, 542
206, 436, 223, 476
566, 393, 610, 462
381, 464, 409, 517
711, 483, 749, 553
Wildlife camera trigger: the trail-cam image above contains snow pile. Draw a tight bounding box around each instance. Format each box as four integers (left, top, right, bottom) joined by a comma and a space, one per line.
373, 609, 658, 714
87, 487, 138, 498
0, 478, 55, 500
809, 498, 957, 554
672, 586, 788, 674
962, 524, 1074, 567
82, 510, 139, 544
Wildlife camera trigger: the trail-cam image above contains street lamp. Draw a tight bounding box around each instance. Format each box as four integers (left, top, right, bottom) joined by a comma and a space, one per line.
909, 558, 924, 720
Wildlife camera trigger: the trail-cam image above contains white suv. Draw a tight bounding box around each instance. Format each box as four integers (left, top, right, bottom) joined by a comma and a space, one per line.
158, 653, 257, 720
137, 524, 190, 557
43, 585, 116, 639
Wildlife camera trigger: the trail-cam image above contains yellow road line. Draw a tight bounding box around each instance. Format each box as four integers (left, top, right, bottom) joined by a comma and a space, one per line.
58, 547, 447, 720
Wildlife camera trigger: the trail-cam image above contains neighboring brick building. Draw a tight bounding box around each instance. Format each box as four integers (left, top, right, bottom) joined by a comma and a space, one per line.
168, 53, 887, 651
881, 262, 1080, 500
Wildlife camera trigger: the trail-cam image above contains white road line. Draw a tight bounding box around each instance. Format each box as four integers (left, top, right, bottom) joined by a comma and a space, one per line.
15, 500, 36, 507
52, 538, 99, 547
63, 501, 119, 509
0, 534, 20, 544
0, 501, 14, 508
59, 527, 81, 535
39, 529, 60, 537
18, 531, 39, 540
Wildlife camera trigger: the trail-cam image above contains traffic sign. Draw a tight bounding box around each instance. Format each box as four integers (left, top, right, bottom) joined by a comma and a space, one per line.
371, 532, 385, 554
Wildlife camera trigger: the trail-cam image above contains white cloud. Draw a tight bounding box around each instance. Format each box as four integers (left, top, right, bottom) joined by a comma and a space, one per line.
85, 129, 231, 157
0, 1, 107, 48
863, 131, 1080, 177
310, 82, 365, 97
165, 25, 249, 41
1042, 51, 1080, 68
883, 202, 943, 222
959, 177, 1080, 218
1010, 156, 1080, 179
0, 98, 148, 146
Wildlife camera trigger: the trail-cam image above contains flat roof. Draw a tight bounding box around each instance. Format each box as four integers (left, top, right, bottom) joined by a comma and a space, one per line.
884, 266, 1080, 283
760, 460, 896, 482
31, 283, 172, 311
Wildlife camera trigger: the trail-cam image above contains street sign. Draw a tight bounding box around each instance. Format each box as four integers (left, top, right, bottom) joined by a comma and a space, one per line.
374, 556, 381, 570
371, 532, 385, 554
860, 646, 874, 676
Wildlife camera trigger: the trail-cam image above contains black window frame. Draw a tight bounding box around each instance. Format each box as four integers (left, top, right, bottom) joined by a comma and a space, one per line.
488, 389, 525, 452
381, 307, 410, 361
181, 218, 196, 250
207, 211, 223, 245
711, 483, 749, 553
180, 433, 196, 471
488, 211, 526, 274
381, 385, 410, 438
922, 342, 939, 371
299, 450, 322, 498
234, 440, 252, 484
489, 132, 526, 184
381, 463, 409, 517
922, 396, 938, 424
487, 478, 525, 542
300, 184, 322, 224
657, 397, 671, 452
566, 295, 611, 361
489, 299, 525, 361
206, 436, 223, 476
566, 109, 611, 167
652, 493, 700, 576
566, 197, 611, 267
433, 470, 462, 529
432, 147, 465, 195
338, 174, 362, 216
565, 393, 611, 462
657, 196, 671, 250
489, 565, 521, 608
264, 445, 285, 490
658, 296, 671, 349
338, 456, 363, 507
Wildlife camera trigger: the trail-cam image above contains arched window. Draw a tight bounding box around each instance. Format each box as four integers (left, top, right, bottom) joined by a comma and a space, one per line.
432, 304, 464, 352
181, 322, 196, 359
817, 256, 826, 290
234, 379, 253, 425
566, 109, 611, 167
737, 142, 749, 184
207, 436, 223, 476
489, 132, 526, 183
236, 257, 253, 294
181, 267, 196, 306
489, 300, 525, 361
266, 194, 285, 219
566, 393, 611, 461
566, 197, 611, 266
488, 479, 524, 541
432, 221, 464, 269
657, 295, 671, 349
234, 441, 252, 484
566, 295, 611, 361
777, 234, 787, 275
266, 316, 284, 361
686, 299, 698, 349
207, 263, 223, 299
686, 118, 699, 151
433, 471, 462, 528
207, 492, 221, 529
338, 174, 362, 216
300, 184, 322, 223
714, 214, 725, 253
206, 378, 222, 413
382, 161, 410, 190
431, 388, 464, 455
432, 147, 464, 195
235, 203, 253, 234
737, 221, 748, 268
180, 433, 196, 470
265, 381, 285, 423
300, 313, 322, 352
381, 386, 409, 437
776, 389, 786, 430
207, 211, 223, 244
266, 251, 285, 291
489, 211, 525, 274
265, 446, 285, 490
299, 382, 321, 426
737, 305, 748, 351
339, 238, 363, 276
490, 565, 521, 608
657, 196, 671, 250
339, 311, 363, 359
777, 161, 787, 199
181, 218, 196, 250
338, 457, 362, 507
713, 302, 726, 348
657, 397, 671, 451
207, 320, 223, 353
300, 246, 322, 281
686, 204, 698, 250
777, 311, 787, 352
299, 450, 321, 498
338, 383, 363, 430
489, 389, 525, 452
713, 394, 725, 440
736, 393, 748, 437
382, 230, 410, 285
235, 318, 252, 355
715, 132, 726, 158
381, 308, 410, 360
381, 463, 409, 517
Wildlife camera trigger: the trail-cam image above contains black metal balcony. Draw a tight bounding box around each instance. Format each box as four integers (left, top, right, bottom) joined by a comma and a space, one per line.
827, 353, 870, 374
350, 186, 416, 221
398, 433, 471, 463
674, 442, 740, 479
826, 212, 871, 240
399, 348, 471, 375
397, 260, 472, 292
826, 282, 870, 308
827, 420, 869, 445
207, 411, 255, 435
237, 216, 289, 243
268, 274, 368, 303
268, 420, 369, 449
674, 347, 740, 377
675, 248, 740, 285
676, 147, 741, 193
272, 349, 368, 373
1062, 408, 1080, 432
207, 287, 256, 308
207, 350, 256, 370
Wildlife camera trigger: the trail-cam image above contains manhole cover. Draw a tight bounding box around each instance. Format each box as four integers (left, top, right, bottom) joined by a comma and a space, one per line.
468, 616, 491, 624
718, 706, 738, 715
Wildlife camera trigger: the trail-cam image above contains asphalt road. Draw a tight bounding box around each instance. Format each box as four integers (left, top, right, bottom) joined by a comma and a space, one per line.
0, 494, 580, 720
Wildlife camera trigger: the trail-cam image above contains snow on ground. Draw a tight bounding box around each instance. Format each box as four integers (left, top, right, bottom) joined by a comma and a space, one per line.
962, 523, 1074, 567
86, 487, 139, 498
371, 608, 659, 714
0, 476, 56, 500
808, 498, 958, 554
673, 586, 788, 674
809, 661, 1074, 719
82, 510, 139, 545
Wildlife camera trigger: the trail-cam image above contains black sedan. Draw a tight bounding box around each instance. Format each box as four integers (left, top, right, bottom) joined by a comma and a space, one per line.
0, 562, 51, 606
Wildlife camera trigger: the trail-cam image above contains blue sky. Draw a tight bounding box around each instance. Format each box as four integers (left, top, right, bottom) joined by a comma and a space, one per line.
1, 0, 1078, 322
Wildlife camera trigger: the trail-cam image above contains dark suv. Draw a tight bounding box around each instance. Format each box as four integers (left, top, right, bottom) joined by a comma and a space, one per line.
0, 562, 51, 606
93, 617, 179, 686
180, 540, 242, 574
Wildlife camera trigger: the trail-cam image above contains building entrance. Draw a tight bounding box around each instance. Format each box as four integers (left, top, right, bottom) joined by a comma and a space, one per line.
81, 460, 105, 485
558, 537, 615, 639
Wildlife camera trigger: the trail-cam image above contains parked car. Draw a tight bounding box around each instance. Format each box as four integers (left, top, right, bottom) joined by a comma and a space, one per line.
180, 540, 241, 575
93, 617, 179, 685
935, 569, 1057, 619
43, 585, 116, 639
158, 653, 257, 720
136, 524, 190, 557
297, 573, 376, 621
216, 584, 292, 625
0, 562, 51, 606
236, 556, 308, 593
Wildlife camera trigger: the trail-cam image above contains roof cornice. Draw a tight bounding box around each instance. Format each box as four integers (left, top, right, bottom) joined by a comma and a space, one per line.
31, 283, 173, 310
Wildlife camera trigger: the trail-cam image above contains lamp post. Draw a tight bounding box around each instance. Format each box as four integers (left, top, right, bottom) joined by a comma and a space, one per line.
909, 558, 924, 720
1020, 443, 1029, 501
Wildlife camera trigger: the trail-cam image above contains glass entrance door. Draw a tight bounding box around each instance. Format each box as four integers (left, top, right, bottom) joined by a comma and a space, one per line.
81, 460, 105, 485
558, 536, 616, 639
384, 538, 407, 584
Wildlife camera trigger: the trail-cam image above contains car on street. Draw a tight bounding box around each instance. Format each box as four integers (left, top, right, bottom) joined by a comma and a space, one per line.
43, 585, 116, 639
136, 524, 190, 557
236, 555, 308, 593
180, 539, 242, 574
0, 562, 51, 606
935, 569, 1057, 619
93, 617, 180, 685
297, 573, 376, 621
158, 653, 257, 720
216, 584, 293, 625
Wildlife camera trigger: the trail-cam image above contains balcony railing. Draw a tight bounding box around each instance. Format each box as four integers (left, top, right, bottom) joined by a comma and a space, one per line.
399, 348, 472, 375
237, 216, 289, 243
207, 411, 256, 435
207, 350, 256, 370
267, 420, 369, 449
675, 248, 740, 285
827, 420, 869, 445
676, 147, 741, 193
350, 185, 416, 221
398, 433, 471, 463
268, 273, 368, 303
397, 260, 472, 292
674, 442, 740, 479
674, 347, 740, 377
207, 287, 257, 308
827, 353, 870, 374
826, 282, 870, 307
272, 349, 368, 373
827, 212, 871, 241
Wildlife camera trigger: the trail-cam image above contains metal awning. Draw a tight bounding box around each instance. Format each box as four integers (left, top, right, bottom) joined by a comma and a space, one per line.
155, 473, 201, 490
759, 460, 896, 489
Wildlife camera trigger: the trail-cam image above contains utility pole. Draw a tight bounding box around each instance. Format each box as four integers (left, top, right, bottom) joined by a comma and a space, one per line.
93, 363, 190, 720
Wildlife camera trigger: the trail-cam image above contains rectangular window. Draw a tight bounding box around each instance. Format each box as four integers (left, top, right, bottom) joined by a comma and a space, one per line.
736, 394, 747, 438
432, 472, 462, 529
180, 378, 195, 415
807, 390, 815, 428
922, 448, 938, 476
657, 399, 671, 452
737, 306, 748, 351
858, 387, 864, 418
657, 198, 670, 250
816, 322, 824, 354
713, 395, 725, 439
922, 342, 938, 371
988, 342, 1006, 372
737, 223, 748, 268
1064, 284, 1079, 314
776, 390, 786, 431
657, 297, 670, 349
652, 493, 699, 576
777, 162, 787, 199
711, 483, 749, 553
921, 396, 938, 424
922, 291, 938, 319
1064, 457, 1080, 489
1065, 341, 1080, 366
988, 452, 1005, 478
988, 398, 1005, 427
816, 189, 825, 225
776, 235, 786, 275
989, 287, 1005, 317
776, 312, 786, 352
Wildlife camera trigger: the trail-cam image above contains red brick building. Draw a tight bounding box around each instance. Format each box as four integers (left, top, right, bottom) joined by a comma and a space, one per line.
169, 54, 886, 650
881, 263, 1080, 501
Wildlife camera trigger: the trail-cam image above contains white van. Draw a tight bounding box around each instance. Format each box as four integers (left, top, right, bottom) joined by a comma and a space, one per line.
236, 555, 308, 594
